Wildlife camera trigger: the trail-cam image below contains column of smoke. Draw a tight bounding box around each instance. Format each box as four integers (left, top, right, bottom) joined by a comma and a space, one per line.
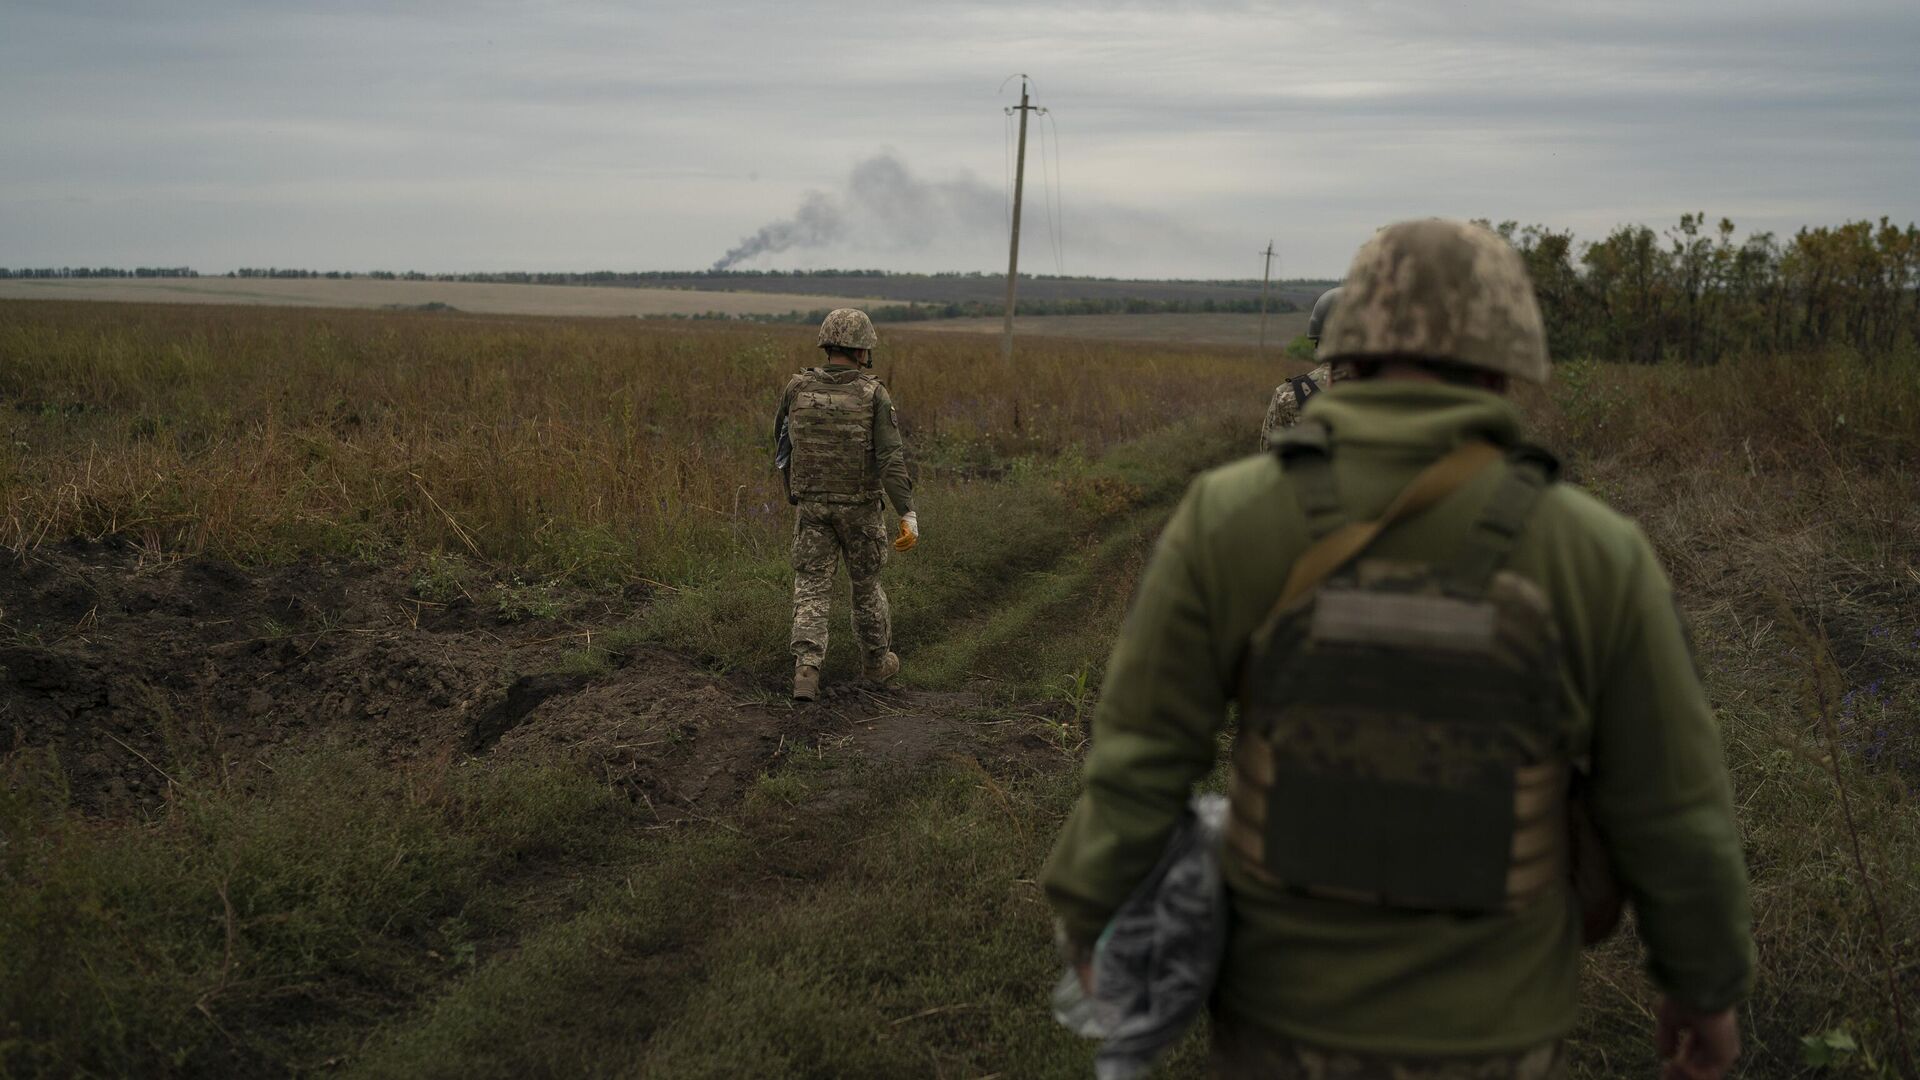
712, 155, 1002, 271
714, 152, 1205, 272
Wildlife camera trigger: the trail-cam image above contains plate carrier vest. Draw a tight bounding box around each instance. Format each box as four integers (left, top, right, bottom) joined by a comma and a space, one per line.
786, 369, 881, 505
1229, 422, 1575, 916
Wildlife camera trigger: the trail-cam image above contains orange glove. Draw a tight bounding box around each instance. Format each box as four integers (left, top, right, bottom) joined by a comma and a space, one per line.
893, 512, 919, 551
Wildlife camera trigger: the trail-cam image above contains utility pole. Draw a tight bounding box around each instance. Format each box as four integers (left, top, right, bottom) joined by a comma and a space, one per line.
1002, 76, 1045, 361
1258, 240, 1275, 357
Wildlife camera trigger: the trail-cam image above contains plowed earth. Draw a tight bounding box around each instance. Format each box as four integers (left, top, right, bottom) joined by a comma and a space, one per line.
0, 542, 1009, 821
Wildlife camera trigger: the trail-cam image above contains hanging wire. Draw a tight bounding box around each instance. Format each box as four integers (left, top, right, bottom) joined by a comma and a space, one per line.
1034, 114, 1055, 277
1045, 109, 1066, 276
1036, 112, 1064, 278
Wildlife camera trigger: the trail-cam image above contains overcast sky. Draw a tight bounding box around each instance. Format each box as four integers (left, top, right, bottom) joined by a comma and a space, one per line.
3, 0, 1916, 279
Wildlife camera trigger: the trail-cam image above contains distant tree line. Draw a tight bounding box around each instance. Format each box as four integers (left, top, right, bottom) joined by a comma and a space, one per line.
1, 267, 197, 279
205, 268, 1319, 289
1485, 215, 1920, 363
15, 216, 1915, 363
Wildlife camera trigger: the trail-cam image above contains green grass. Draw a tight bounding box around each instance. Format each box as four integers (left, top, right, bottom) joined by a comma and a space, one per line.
635, 410, 1248, 691
346, 746, 1213, 1080
0, 745, 651, 1076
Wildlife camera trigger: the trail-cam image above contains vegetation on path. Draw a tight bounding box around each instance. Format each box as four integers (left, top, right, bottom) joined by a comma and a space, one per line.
1, 300, 1916, 1076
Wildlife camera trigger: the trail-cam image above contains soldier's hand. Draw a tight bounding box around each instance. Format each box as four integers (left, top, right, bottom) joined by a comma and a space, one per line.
893, 511, 918, 552
1655, 997, 1740, 1080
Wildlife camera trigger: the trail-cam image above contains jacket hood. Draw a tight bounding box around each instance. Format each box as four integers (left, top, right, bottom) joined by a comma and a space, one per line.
1305, 381, 1524, 453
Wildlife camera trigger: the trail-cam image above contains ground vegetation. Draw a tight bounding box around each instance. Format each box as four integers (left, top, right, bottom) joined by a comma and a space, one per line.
0, 298, 1914, 1076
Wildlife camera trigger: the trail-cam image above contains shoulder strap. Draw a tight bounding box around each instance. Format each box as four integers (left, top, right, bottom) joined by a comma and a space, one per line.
1275, 439, 1504, 610
1286, 372, 1322, 408
1439, 444, 1559, 595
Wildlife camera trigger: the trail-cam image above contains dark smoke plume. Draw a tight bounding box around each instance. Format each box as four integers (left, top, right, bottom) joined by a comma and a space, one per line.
713, 152, 1216, 272
713, 155, 1003, 271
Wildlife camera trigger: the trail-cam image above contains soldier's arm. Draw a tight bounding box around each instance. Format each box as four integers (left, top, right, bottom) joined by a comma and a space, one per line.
773, 378, 800, 504
1588, 536, 1754, 1012
774, 376, 800, 456
1258, 385, 1296, 452
1041, 483, 1227, 946
871, 383, 914, 516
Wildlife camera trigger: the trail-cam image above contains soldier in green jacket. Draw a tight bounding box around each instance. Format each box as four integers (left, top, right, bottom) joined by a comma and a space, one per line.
1043, 221, 1752, 1078
775, 308, 917, 701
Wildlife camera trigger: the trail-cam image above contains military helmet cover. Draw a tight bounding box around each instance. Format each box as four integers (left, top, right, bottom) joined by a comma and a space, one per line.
1306, 286, 1343, 343
1319, 219, 1550, 384
817, 308, 879, 351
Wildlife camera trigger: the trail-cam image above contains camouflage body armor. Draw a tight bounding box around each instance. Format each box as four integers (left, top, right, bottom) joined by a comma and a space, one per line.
786, 369, 881, 505
1229, 423, 1572, 915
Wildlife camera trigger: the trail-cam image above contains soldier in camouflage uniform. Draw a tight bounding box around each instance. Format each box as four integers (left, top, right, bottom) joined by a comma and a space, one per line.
1045, 221, 1752, 1079
1259, 286, 1344, 451
775, 308, 917, 701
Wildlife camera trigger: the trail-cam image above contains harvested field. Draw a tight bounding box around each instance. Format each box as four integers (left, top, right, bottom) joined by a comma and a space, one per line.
0, 276, 889, 318
912, 310, 1312, 347
594, 272, 1327, 312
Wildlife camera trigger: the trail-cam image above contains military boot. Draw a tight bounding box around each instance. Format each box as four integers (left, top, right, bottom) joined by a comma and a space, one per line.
793, 664, 820, 702
864, 650, 900, 685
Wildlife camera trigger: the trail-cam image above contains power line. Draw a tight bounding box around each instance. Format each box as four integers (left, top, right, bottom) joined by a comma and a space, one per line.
1036, 110, 1063, 277
1045, 110, 1066, 276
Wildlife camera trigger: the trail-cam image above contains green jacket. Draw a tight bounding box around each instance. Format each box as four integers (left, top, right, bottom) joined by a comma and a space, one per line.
1042, 381, 1752, 1056
774, 365, 914, 515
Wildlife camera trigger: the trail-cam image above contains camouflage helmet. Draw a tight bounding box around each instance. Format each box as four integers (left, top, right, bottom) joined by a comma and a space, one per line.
1305, 286, 1343, 344
817, 308, 879, 351
1319, 219, 1549, 384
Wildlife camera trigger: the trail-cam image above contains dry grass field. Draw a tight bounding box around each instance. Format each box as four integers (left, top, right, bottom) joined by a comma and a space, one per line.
0, 276, 888, 318
914, 310, 1312, 347
1, 298, 1916, 1077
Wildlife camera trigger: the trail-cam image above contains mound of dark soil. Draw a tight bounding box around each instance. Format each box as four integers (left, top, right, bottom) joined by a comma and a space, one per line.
0, 543, 1047, 818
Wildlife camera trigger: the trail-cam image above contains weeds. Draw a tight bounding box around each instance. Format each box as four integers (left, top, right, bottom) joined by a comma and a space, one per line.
4, 298, 1917, 1075
0, 301, 1274, 584
409, 551, 473, 604
491, 577, 563, 622
1527, 351, 1920, 1076
0, 744, 647, 1076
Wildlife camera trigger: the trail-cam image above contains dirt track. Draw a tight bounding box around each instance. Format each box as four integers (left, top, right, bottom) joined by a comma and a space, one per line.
0, 543, 1018, 820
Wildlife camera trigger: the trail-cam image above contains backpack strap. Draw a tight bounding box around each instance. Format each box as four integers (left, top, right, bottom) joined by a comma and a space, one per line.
1275, 439, 1504, 611
1440, 444, 1560, 596
1286, 372, 1322, 408
1273, 421, 1344, 542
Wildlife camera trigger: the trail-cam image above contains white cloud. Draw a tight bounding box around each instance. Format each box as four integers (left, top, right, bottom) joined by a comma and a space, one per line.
1, 0, 1914, 276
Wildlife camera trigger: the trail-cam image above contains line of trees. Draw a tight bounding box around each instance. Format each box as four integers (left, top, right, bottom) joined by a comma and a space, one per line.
1, 267, 197, 279
1487, 215, 1920, 363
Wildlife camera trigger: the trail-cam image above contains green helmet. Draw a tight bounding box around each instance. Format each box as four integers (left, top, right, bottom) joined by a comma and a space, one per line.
1305, 286, 1343, 344
817, 308, 879, 351
1319, 219, 1549, 384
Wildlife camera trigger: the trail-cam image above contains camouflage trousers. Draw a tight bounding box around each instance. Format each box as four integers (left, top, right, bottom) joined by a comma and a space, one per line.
790, 499, 892, 669
1210, 1015, 1566, 1080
